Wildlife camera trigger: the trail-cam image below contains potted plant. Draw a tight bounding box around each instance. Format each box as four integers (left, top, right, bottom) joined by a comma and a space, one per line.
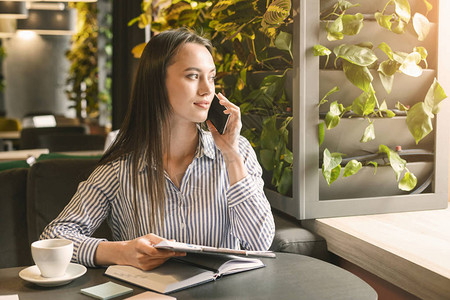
65, 2, 100, 123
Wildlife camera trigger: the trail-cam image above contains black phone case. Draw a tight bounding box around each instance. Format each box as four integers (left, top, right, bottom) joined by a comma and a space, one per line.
207, 95, 230, 134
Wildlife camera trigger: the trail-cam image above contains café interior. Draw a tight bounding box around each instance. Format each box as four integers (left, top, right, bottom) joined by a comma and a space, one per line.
0, 0, 449, 299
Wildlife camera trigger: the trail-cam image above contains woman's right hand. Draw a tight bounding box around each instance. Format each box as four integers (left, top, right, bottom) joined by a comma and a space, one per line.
95, 233, 186, 271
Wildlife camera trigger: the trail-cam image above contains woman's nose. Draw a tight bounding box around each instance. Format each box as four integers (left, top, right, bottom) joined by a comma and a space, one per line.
199, 77, 214, 96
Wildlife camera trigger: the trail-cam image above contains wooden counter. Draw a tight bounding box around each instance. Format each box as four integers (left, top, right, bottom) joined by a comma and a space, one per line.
305, 207, 450, 300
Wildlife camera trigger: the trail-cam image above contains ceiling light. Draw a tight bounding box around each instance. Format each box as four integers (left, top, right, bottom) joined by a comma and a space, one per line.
17, 8, 76, 36
39, 0, 97, 2
0, 1, 28, 19
29, 2, 65, 10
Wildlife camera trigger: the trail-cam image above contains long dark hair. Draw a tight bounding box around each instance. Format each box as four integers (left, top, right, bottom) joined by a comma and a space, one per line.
100, 28, 213, 232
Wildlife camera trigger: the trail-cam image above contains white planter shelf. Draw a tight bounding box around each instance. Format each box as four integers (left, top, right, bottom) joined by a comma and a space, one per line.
266, 0, 449, 220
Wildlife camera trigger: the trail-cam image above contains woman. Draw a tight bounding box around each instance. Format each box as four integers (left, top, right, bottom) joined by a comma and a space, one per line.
41, 28, 275, 271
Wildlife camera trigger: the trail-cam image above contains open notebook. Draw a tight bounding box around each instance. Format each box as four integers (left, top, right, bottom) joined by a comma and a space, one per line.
105, 253, 265, 294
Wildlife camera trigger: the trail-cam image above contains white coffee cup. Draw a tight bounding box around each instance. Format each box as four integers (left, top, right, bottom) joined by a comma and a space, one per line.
31, 239, 73, 278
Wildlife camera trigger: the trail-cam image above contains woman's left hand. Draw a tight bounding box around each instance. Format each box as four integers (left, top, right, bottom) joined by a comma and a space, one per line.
206, 93, 242, 157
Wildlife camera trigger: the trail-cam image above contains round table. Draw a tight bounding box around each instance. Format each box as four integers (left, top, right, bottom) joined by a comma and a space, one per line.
0, 253, 377, 300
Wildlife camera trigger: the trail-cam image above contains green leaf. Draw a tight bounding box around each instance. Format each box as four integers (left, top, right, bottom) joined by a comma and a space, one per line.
322, 149, 342, 185
377, 42, 394, 60
262, 0, 291, 27
380, 100, 396, 117
413, 13, 430, 41
424, 78, 447, 115
414, 46, 428, 68
334, 44, 378, 67
323, 148, 343, 170
320, 86, 339, 105
407, 102, 433, 144
399, 171, 417, 191
274, 31, 292, 52
260, 149, 275, 171
341, 13, 364, 36
378, 60, 399, 94
337, 0, 359, 11
393, 51, 408, 64
211, 0, 232, 14
360, 121, 375, 142
399, 52, 422, 77
313, 44, 331, 56
327, 15, 344, 41
325, 101, 343, 129
343, 159, 362, 177
394, 0, 411, 23
318, 122, 325, 146
277, 167, 292, 195
343, 61, 373, 93
375, 12, 393, 31
352, 92, 376, 116
378, 144, 406, 181
283, 149, 293, 164
378, 71, 394, 95
260, 117, 278, 149
396, 101, 410, 111
259, 74, 286, 99
392, 19, 407, 34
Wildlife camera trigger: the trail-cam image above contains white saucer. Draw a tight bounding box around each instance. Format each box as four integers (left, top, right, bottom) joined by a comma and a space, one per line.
19, 263, 87, 287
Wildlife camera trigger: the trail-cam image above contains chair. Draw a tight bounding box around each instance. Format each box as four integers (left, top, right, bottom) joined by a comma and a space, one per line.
38, 134, 106, 152
0, 168, 33, 268
26, 158, 112, 244
19, 126, 89, 149
0, 117, 21, 151
0, 117, 21, 131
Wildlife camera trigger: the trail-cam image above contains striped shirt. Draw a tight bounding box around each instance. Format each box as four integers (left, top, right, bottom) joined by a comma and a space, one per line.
41, 129, 275, 267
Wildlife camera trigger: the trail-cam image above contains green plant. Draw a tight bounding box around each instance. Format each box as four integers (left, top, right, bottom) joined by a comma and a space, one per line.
314, 0, 446, 191
130, 0, 294, 195
66, 2, 99, 120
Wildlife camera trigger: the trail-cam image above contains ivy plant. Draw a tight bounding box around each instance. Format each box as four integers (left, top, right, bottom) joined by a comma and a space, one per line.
316, 0, 446, 192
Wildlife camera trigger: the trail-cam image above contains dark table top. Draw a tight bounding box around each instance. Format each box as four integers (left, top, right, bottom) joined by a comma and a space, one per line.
0, 253, 377, 300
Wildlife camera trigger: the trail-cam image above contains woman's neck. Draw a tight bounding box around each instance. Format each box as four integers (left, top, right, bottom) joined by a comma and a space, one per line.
163, 122, 199, 188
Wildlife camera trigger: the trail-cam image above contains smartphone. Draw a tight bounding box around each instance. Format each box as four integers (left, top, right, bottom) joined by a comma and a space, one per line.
207, 94, 230, 135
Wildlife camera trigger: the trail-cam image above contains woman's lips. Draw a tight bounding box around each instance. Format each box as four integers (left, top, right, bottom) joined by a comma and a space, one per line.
194, 101, 210, 109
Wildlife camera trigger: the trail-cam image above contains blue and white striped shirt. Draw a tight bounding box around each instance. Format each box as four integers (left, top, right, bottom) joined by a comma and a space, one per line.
41, 129, 275, 267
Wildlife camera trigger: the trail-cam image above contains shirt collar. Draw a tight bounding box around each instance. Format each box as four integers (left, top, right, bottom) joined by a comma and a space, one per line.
138, 127, 216, 172
196, 127, 216, 160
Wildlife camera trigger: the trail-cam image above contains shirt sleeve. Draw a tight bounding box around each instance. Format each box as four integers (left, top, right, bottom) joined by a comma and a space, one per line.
40, 162, 119, 267
226, 136, 275, 251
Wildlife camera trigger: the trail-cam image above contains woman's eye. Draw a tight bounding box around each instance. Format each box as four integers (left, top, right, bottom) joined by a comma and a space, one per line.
187, 74, 199, 79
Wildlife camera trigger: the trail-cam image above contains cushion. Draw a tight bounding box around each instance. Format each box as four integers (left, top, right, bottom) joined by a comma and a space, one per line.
270, 210, 330, 261
0, 168, 33, 268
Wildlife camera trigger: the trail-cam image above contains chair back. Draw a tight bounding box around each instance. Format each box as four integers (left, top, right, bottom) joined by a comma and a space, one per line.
0, 117, 21, 131
19, 126, 88, 149
0, 168, 32, 268
26, 158, 112, 245
39, 134, 106, 152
